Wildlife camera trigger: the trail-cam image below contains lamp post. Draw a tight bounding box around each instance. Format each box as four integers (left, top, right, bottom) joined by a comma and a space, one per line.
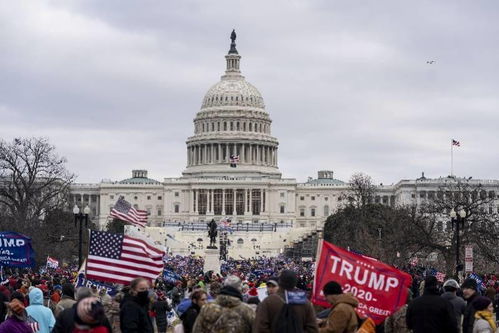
73, 204, 91, 267
450, 208, 466, 279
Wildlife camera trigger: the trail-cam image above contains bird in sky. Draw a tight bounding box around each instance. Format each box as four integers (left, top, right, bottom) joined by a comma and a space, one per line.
426, 60, 436, 64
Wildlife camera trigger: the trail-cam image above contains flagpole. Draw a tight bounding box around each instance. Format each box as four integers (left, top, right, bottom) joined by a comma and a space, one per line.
451, 139, 454, 177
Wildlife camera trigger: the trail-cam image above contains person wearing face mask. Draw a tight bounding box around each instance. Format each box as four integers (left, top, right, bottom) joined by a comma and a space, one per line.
120, 277, 153, 333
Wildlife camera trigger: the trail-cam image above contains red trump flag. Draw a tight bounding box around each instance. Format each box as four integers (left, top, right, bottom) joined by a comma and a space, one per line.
312, 240, 412, 324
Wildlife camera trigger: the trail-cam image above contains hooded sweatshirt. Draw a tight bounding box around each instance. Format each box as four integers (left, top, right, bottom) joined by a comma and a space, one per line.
320, 293, 359, 333
26, 288, 56, 333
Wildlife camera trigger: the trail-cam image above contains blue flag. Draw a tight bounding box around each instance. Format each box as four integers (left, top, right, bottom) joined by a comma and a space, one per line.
75, 274, 117, 296
468, 273, 486, 291
163, 269, 181, 283
0, 232, 36, 267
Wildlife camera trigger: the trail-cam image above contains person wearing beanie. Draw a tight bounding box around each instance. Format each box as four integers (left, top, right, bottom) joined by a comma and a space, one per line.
55, 283, 76, 317
52, 295, 112, 333
471, 296, 496, 333
318, 281, 359, 333
0, 297, 32, 333
441, 279, 466, 332
26, 287, 56, 333
462, 278, 480, 333
406, 276, 458, 333
265, 276, 279, 296
253, 270, 318, 333
192, 275, 254, 333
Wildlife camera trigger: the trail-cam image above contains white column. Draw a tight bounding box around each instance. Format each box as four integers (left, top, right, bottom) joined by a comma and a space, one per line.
249, 145, 253, 164
256, 145, 260, 164
241, 143, 245, 163
222, 189, 226, 215
195, 190, 199, 213
190, 190, 194, 213
233, 189, 237, 215
218, 144, 221, 163
260, 189, 264, 213
249, 189, 253, 214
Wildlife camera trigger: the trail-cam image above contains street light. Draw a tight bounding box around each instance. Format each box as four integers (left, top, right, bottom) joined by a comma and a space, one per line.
450, 207, 467, 279
73, 204, 91, 267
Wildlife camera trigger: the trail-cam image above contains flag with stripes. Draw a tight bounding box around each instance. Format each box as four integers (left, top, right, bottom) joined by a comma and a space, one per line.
110, 197, 147, 228
452, 139, 460, 147
229, 154, 240, 168
46, 256, 59, 269
86, 230, 164, 285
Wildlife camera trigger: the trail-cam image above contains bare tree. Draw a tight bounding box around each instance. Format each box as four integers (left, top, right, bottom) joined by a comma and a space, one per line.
408, 177, 499, 274
339, 172, 376, 208
0, 137, 75, 232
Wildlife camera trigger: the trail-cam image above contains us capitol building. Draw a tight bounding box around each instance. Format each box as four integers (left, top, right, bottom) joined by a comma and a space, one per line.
70, 33, 499, 258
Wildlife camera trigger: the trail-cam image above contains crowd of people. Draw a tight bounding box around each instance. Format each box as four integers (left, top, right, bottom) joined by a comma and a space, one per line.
0, 256, 497, 332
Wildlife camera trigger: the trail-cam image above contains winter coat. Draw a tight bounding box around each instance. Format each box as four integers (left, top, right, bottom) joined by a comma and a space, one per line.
254, 288, 318, 333
54, 295, 76, 318
193, 286, 255, 333
52, 303, 113, 333
406, 288, 458, 333
441, 291, 466, 332
384, 304, 411, 333
463, 293, 479, 333
153, 300, 171, 332
119, 293, 153, 333
0, 316, 32, 333
319, 293, 358, 333
181, 303, 200, 333
108, 297, 122, 333
472, 318, 498, 333
26, 288, 56, 333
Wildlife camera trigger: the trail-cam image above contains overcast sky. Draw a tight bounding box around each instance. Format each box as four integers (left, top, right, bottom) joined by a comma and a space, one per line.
1, 0, 498, 185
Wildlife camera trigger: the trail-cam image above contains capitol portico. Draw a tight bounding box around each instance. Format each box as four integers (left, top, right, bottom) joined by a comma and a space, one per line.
70, 33, 499, 257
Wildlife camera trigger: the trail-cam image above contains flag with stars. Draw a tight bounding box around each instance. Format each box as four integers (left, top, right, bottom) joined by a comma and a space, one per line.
110, 197, 148, 228
86, 230, 164, 285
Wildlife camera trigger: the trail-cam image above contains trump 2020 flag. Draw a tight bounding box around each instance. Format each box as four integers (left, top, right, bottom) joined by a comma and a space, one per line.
86, 230, 164, 285
312, 240, 412, 324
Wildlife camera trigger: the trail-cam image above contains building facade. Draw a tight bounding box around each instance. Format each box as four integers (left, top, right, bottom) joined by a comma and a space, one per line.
69, 36, 499, 256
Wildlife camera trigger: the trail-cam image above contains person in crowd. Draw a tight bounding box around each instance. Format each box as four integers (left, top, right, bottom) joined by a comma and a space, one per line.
208, 281, 221, 301
317, 280, 358, 333
193, 275, 255, 333
406, 275, 458, 333
120, 277, 153, 333
152, 291, 171, 333
26, 287, 56, 333
181, 289, 208, 333
441, 279, 466, 332
471, 296, 497, 333
0, 294, 32, 333
52, 295, 112, 333
384, 289, 412, 333
108, 291, 124, 333
55, 283, 76, 317
462, 278, 480, 333
0, 286, 8, 325
254, 270, 317, 333
246, 287, 260, 310
265, 277, 279, 296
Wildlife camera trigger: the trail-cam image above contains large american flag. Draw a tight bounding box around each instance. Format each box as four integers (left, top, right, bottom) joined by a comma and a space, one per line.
86, 230, 164, 285
110, 197, 148, 228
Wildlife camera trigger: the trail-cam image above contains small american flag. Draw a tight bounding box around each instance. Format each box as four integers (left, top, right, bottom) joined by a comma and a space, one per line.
86, 230, 164, 285
110, 197, 147, 228
229, 154, 240, 168
46, 256, 59, 269
452, 139, 460, 147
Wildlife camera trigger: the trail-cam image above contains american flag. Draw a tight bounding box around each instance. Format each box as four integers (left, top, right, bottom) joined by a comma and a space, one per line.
46, 256, 59, 269
86, 230, 164, 285
110, 197, 148, 228
452, 139, 460, 147
229, 155, 240, 168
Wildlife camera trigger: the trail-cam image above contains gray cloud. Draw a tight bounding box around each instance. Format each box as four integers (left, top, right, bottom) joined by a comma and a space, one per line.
1, 0, 498, 184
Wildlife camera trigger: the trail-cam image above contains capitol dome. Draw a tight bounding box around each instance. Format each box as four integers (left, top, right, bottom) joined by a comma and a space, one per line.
201, 79, 265, 110
183, 31, 281, 179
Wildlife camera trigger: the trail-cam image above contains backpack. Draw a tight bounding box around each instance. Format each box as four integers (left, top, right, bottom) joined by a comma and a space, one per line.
271, 291, 303, 333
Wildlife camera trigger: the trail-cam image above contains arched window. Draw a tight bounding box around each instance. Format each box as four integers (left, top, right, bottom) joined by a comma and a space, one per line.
324, 205, 330, 217
230, 122, 234, 131
243, 122, 246, 131
211, 123, 215, 131
249, 123, 253, 131
224, 122, 227, 131
237, 122, 240, 130
237, 238, 244, 244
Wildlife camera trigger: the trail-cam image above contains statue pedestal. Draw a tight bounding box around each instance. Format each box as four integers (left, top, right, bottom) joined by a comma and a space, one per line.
203, 249, 220, 275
